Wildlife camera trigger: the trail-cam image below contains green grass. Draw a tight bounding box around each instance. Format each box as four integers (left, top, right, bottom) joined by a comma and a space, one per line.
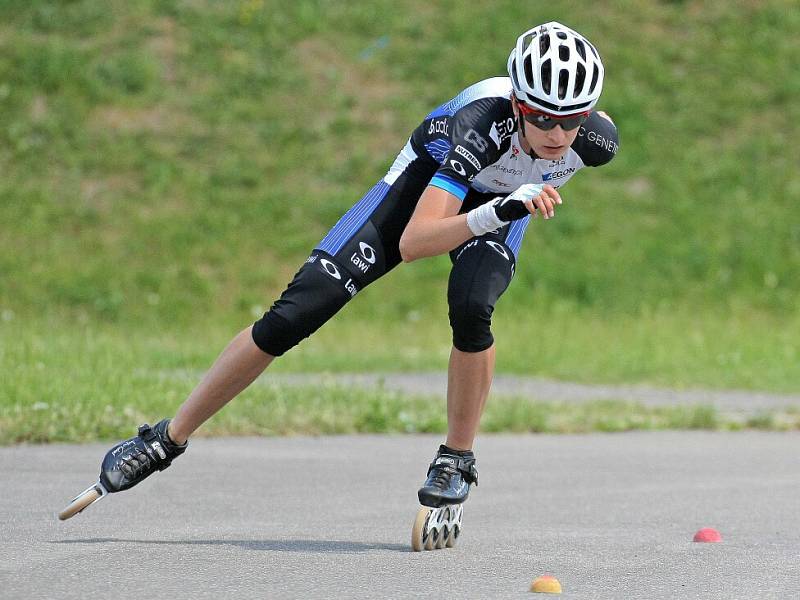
1, 1, 798, 326
5, 370, 798, 444
1, 1, 799, 442
2, 311, 799, 443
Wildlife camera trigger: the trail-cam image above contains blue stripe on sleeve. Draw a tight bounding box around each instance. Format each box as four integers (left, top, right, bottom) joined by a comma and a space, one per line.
429, 174, 468, 201
316, 181, 390, 255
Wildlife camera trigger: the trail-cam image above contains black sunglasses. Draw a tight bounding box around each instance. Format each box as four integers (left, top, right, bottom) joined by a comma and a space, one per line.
517, 102, 590, 131
522, 111, 588, 131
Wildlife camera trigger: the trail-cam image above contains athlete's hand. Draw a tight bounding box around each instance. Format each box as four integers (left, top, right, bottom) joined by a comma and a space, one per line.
466, 183, 562, 236
492, 183, 562, 221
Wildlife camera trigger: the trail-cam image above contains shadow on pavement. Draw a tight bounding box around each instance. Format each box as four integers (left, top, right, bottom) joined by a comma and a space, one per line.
50, 537, 411, 553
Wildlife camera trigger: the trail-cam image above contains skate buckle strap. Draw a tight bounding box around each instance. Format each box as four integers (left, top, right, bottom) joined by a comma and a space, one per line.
457, 458, 478, 486
429, 455, 478, 486
137, 423, 172, 470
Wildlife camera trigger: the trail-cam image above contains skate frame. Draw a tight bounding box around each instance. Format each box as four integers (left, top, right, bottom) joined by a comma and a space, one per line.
57, 481, 109, 521
411, 504, 464, 551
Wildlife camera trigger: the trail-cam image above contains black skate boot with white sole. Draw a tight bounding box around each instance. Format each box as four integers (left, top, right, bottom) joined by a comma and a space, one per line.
58, 419, 187, 520
411, 445, 478, 551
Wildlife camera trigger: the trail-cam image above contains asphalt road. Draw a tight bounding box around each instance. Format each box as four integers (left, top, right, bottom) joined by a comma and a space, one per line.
2, 432, 799, 599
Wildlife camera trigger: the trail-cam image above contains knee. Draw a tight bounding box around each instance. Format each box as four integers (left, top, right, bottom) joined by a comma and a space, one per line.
252, 254, 355, 356
448, 293, 495, 353
447, 240, 515, 353
252, 310, 296, 357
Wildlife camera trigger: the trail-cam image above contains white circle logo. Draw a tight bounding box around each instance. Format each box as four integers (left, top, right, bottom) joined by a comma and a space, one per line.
449, 159, 466, 176
359, 242, 377, 264
485, 241, 509, 260
320, 259, 341, 279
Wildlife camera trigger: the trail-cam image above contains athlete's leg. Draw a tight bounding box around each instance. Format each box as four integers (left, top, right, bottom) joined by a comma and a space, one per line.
169, 326, 272, 443
95, 146, 434, 498
445, 345, 495, 451
169, 250, 357, 443
415, 197, 529, 511
170, 170, 429, 444
443, 216, 524, 451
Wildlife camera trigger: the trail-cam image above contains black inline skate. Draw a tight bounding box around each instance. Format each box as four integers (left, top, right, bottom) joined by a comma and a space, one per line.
411, 445, 478, 551
58, 419, 187, 520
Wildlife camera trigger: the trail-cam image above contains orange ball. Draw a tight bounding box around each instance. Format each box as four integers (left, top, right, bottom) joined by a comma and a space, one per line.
530, 575, 562, 594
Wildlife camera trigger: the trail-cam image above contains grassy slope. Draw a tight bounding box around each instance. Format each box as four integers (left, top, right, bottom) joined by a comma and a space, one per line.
5, 321, 796, 444
1, 1, 799, 440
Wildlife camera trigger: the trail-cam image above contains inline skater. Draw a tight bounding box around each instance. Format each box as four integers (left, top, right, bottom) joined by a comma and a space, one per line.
63, 21, 618, 548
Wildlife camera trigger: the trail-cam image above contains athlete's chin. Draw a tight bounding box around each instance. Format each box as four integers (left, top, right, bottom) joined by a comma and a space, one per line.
535, 146, 566, 159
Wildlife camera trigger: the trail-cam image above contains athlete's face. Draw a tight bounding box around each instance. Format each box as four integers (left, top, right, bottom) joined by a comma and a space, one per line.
512, 99, 582, 160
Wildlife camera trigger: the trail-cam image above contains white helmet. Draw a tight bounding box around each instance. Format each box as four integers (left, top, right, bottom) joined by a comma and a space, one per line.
507, 22, 604, 115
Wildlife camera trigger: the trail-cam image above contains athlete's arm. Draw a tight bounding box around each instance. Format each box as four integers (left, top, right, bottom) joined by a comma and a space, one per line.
399, 185, 470, 262
399, 183, 561, 262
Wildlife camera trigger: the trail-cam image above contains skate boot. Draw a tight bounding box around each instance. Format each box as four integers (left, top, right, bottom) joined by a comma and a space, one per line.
100, 419, 188, 493
418, 445, 478, 507
58, 418, 188, 520
411, 445, 478, 551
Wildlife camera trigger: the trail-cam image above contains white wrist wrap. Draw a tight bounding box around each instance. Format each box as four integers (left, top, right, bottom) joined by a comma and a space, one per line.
466, 201, 508, 236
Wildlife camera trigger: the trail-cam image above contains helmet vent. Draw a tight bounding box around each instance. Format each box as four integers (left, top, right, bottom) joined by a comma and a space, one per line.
509, 58, 521, 90
524, 54, 535, 89
574, 64, 586, 97
574, 39, 586, 61
539, 34, 550, 54
558, 69, 569, 100
556, 31, 567, 40
541, 59, 552, 94
589, 64, 600, 94
559, 45, 570, 61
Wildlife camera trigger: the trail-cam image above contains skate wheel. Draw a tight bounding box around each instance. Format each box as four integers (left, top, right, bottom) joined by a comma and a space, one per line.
446, 505, 462, 548
425, 524, 440, 550
440, 525, 450, 549
58, 484, 102, 521
411, 506, 431, 552
446, 524, 460, 548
